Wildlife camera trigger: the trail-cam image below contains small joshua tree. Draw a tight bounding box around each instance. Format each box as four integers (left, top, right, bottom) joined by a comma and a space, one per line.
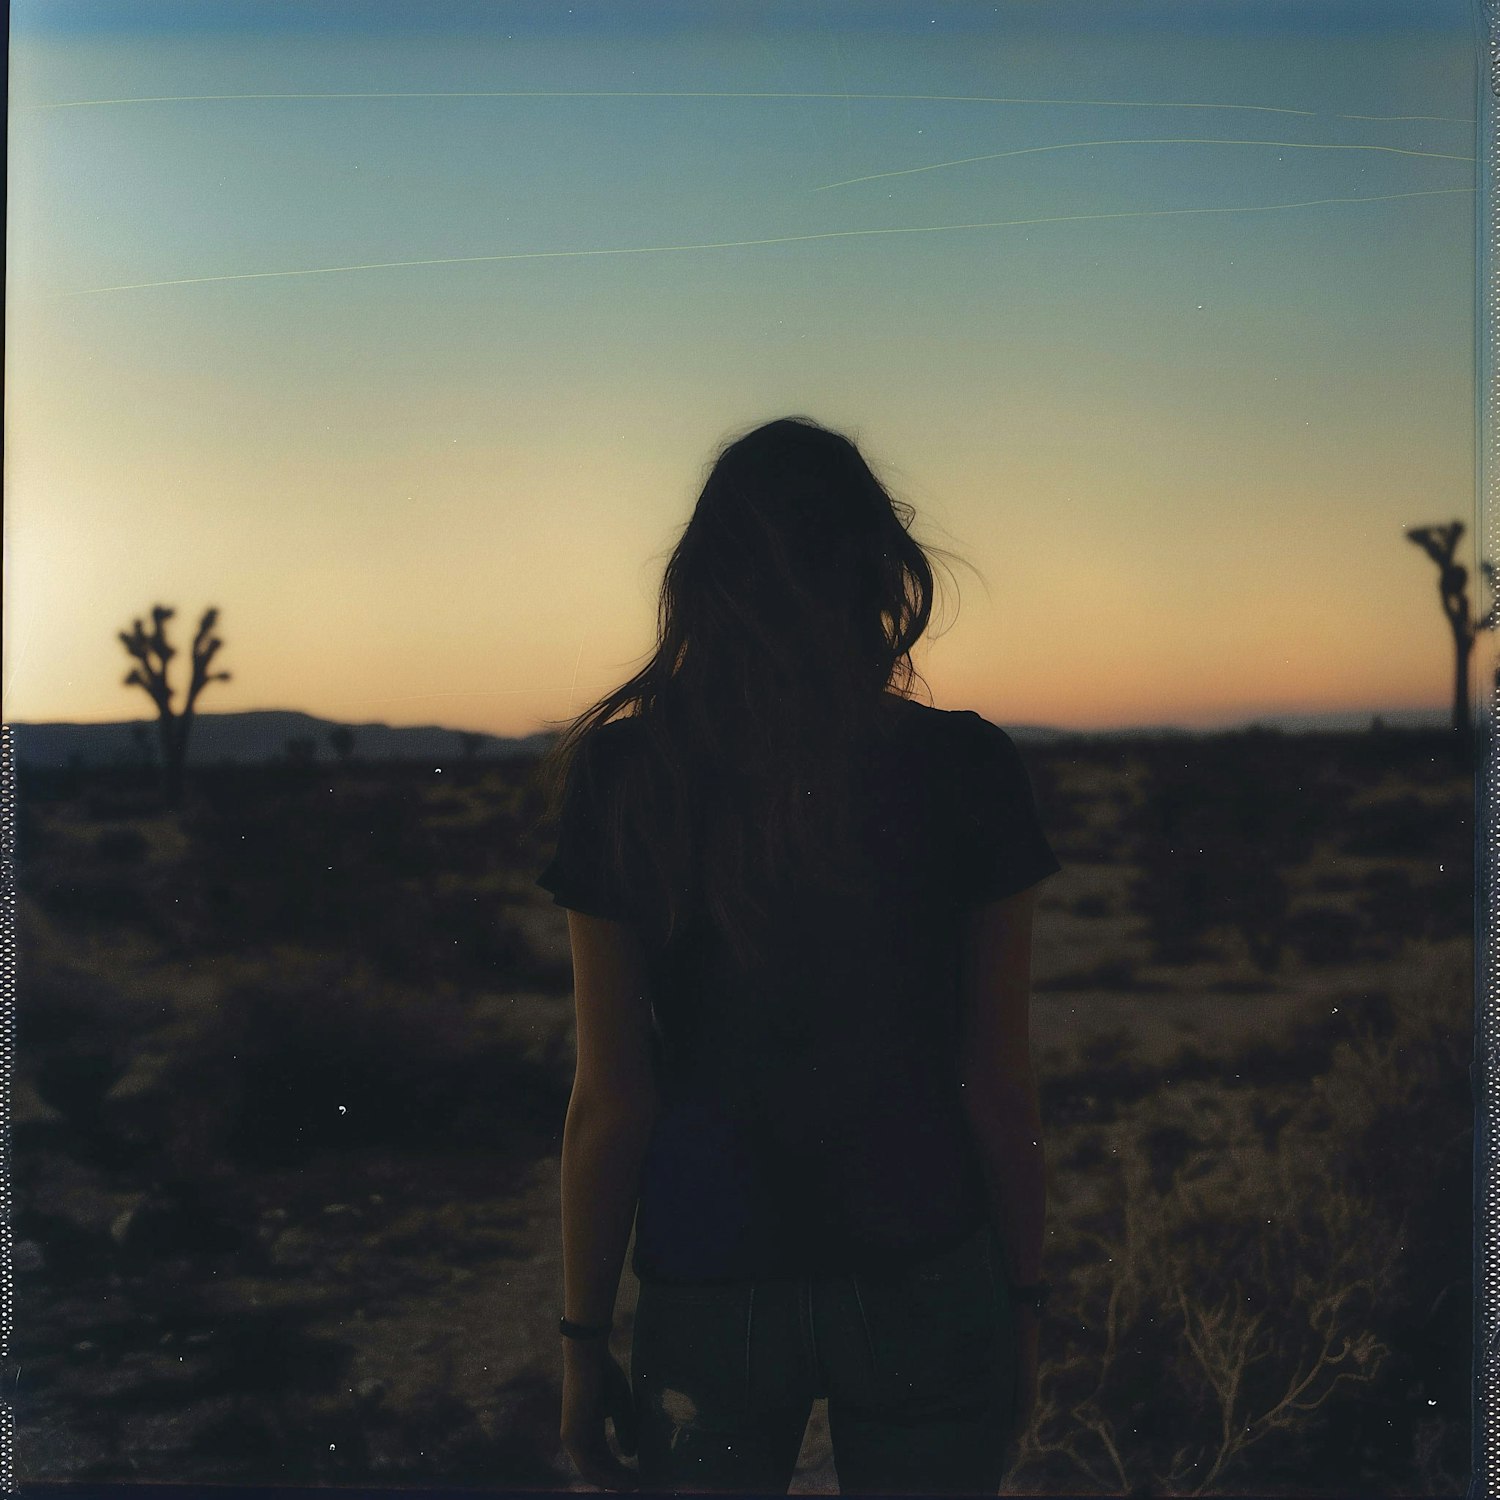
1405, 522, 1497, 762
119, 604, 231, 806
328, 724, 357, 766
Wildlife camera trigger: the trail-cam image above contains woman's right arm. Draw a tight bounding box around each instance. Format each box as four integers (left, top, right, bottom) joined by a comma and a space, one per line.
956, 884, 1046, 1295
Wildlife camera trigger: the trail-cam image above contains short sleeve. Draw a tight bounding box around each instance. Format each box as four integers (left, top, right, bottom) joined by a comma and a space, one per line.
951, 712, 1063, 904
535, 725, 638, 922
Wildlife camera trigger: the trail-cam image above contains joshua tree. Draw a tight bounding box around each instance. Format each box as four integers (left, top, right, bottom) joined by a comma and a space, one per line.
119, 604, 230, 805
328, 724, 357, 766
1489, 560, 1500, 708
1405, 522, 1497, 758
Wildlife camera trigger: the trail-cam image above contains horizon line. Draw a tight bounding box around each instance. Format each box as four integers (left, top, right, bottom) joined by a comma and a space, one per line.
2, 702, 1457, 737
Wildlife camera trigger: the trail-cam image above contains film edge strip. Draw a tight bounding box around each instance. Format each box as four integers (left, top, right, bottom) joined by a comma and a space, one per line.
1476, 6, 1500, 1500
1, 722, 16, 1493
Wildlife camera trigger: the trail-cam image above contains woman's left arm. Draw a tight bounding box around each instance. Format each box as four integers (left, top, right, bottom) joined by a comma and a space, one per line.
557, 910, 659, 1489
560, 909, 661, 1331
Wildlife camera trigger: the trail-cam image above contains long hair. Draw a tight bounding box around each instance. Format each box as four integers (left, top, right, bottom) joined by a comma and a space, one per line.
535, 415, 966, 974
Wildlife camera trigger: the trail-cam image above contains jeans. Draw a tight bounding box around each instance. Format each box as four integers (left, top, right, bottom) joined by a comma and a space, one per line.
629, 1220, 1018, 1495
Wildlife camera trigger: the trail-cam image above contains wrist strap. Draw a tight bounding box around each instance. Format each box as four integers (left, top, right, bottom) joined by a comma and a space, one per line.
559, 1315, 613, 1340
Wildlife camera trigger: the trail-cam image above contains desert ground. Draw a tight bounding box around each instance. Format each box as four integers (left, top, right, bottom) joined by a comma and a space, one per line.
11, 724, 1473, 1495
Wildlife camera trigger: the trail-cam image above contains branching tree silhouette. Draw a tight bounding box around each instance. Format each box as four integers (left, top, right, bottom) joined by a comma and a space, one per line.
1488, 558, 1500, 709
119, 604, 231, 805
1405, 522, 1497, 762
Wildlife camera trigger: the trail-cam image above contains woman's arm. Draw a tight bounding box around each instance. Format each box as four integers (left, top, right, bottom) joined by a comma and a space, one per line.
559, 910, 661, 1329
955, 886, 1046, 1290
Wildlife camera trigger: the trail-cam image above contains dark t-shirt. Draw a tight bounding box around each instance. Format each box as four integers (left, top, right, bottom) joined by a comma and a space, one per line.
535, 696, 1063, 1285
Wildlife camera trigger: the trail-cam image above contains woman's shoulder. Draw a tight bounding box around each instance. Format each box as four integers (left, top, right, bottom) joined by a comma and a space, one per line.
565, 714, 646, 787
895, 703, 1033, 793
582, 698, 1010, 763
890, 695, 1007, 743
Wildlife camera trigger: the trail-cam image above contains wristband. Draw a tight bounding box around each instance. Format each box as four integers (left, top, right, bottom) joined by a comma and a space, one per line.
559, 1315, 613, 1340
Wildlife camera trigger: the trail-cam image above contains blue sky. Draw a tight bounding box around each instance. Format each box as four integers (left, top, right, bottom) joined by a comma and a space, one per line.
4, 2, 1484, 734
10, 0, 1476, 38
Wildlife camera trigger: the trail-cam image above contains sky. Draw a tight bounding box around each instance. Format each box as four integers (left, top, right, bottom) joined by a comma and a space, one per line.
2, 0, 1486, 736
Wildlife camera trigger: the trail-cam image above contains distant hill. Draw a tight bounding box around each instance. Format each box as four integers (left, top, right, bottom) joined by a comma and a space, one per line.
1008, 705, 1449, 743
5, 711, 556, 771
1235, 707, 1451, 734
4, 703, 1454, 770
1007, 722, 1191, 744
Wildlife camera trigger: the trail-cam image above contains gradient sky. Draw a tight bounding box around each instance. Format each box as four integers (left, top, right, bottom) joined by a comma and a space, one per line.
3, 0, 1484, 736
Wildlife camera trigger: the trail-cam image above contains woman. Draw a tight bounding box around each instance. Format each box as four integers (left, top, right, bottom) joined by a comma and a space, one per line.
535, 415, 1062, 1494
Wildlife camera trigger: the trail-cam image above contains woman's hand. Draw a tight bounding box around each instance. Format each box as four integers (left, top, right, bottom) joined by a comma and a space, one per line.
560, 1338, 640, 1491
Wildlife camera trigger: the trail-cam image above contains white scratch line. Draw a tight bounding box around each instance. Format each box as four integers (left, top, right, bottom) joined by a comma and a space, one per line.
1338, 111, 1472, 122
12, 89, 1475, 124
40, 188, 1477, 299
1, 614, 36, 701
817, 136, 1476, 190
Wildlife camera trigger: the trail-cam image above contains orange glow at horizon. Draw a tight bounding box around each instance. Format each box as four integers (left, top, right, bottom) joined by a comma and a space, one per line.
2, 23, 1479, 738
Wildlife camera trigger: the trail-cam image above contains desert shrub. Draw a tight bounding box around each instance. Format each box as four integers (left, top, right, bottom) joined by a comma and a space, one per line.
1158, 992, 1394, 1098
1246, 1095, 1297, 1151
514, 763, 559, 855
1353, 859, 1472, 949
93, 827, 150, 864
1133, 736, 1329, 861
83, 786, 164, 820
32, 871, 155, 927
13, 938, 187, 1176
1062, 1132, 1109, 1171
1042, 1032, 1164, 1126
1020, 1095, 1398, 1494
1219, 863, 1291, 973
1015, 956, 1469, 1495
1206, 975, 1276, 994
1052, 832, 1126, 865
29, 945, 575, 1186
1035, 957, 1170, 993
211, 953, 574, 1168
185, 779, 428, 947
1126, 739, 1333, 973
1286, 965, 1471, 1490
1285, 904, 1366, 966
1353, 866, 1421, 939
1023, 749, 1084, 833
1423, 854, 1475, 942
1141, 1122, 1199, 1194
1069, 892, 1113, 919
1339, 794, 1466, 860
182, 775, 555, 987
424, 888, 570, 989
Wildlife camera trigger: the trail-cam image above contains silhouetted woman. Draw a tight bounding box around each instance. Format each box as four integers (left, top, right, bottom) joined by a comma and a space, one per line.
535, 415, 1062, 1494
